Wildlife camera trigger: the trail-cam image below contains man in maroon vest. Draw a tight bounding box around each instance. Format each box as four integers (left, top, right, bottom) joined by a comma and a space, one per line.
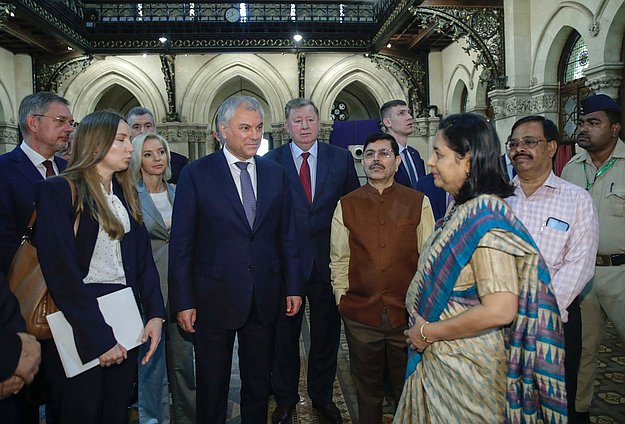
329, 132, 434, 424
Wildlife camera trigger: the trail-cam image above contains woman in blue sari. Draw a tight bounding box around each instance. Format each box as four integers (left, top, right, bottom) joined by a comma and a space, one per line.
394, 114, 567, 423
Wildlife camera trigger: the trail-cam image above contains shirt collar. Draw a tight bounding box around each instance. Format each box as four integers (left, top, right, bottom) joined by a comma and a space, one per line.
571, 138, 625, 163
290, 140, 318, 159
223, 145, 256, 167
513, 171, 561, 197
20, 140, 51, 164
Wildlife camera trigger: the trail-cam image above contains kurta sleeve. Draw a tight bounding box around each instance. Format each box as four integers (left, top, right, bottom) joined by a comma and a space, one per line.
329, 200, 350, 305
416, 195, 435, 251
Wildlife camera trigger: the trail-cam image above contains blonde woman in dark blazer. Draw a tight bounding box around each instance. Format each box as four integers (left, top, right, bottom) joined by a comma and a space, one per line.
132, 132, 196, 424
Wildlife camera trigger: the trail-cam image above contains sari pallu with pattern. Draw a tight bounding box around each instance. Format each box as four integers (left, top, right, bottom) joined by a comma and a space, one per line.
396, 195, 567, 424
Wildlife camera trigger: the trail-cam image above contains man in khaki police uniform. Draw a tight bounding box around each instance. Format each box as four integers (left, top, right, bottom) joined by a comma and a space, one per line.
561, 94, 625, 423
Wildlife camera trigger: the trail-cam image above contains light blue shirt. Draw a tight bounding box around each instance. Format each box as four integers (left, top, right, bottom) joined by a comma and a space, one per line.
290, 140, 318, 201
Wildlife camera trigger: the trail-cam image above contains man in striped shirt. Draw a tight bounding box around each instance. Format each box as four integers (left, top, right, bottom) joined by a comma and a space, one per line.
505, 115, 599, 424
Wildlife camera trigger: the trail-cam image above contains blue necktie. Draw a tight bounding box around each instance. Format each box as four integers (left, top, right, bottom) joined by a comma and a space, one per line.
402, 150, 418, 189
235, 162, 256, 228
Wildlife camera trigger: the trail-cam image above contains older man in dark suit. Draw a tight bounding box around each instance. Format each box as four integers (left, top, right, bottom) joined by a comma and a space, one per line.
0, 92, 72, 423
169, 96, 303, 424
265, 98, 360, 424
0, 92, 72, 276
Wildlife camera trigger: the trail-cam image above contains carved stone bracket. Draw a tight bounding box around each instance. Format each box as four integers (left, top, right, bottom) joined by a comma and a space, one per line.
297, 52, 306, 98
160, 54, 179, 122
270, 123, 289, 147
368, 53, 427, 116
35, 55, 94, 93
0, 124, 19, 153
319, 122, 333, 142
410, 6, 506, 90
584, 63, 623, 99
489, 89, 558, 120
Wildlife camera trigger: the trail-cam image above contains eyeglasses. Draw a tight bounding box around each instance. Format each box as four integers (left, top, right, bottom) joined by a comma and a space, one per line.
505, 137, 548, 150
33, 114, 78, 128
363, 149, 394, 159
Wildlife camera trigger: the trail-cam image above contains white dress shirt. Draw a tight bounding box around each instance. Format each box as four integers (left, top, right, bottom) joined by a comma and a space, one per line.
21, 141, 59, 177
223, 146, 257, 200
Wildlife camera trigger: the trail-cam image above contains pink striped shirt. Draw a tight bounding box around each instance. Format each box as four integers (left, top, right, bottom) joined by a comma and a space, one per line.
507, 172, 599, 322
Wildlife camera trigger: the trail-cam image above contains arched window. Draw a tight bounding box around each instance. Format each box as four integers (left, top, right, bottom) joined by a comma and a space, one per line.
460, 86, 468, 113
562, 35, 589, 83
556, 31, 590, 175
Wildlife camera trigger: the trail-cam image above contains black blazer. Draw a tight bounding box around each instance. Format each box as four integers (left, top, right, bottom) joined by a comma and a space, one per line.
34, 177, 165, 363
168, 151, 190, 185
0, 273, 25, 381
0, 146, 66, 274
264, 142, 360, 283
416, 173, 447, 221
395, 145, 425, 188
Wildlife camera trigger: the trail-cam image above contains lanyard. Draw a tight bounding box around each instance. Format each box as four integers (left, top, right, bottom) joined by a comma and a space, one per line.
583, 157, 617, 190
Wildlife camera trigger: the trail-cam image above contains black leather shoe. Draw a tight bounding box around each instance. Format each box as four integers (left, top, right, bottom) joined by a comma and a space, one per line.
272, 402, 295, 424
312, 401, 343, 423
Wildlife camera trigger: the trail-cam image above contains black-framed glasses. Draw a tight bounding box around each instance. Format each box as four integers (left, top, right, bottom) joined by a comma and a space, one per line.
505, 137, 548, 150
32, 114, 78, 128
363, 149, 393, 159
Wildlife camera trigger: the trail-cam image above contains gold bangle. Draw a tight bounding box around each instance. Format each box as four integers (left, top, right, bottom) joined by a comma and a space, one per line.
420, 321, 434, 344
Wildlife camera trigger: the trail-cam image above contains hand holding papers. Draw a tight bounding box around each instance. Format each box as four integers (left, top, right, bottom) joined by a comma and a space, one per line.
46, 287, 144, 378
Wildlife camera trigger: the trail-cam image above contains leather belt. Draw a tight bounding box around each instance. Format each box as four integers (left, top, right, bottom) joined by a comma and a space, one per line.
596, 254, 625, 267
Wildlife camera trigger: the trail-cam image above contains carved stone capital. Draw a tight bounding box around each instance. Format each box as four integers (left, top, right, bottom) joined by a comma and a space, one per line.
0, 124, 19, 153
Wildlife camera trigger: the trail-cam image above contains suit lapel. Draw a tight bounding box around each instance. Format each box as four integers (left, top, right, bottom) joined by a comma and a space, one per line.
137, 184, 168, 238
314, 143, 330, 207
282, 143, 311, 208
12, 147, 43, 185
213, 151, 251, 230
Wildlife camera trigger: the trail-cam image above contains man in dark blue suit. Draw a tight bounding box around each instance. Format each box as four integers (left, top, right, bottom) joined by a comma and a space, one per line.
380, 100, 448, 221
380, 100, 425, 188
125, 106, 189, 184
0, 92, 73, 277
0, 273, 41, 424
265, 98, 360, 424
169, 96, 303, 424
0, 92, 73, 423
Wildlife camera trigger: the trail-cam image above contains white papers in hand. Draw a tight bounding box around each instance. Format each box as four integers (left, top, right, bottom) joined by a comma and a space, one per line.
46, 287, 144, 378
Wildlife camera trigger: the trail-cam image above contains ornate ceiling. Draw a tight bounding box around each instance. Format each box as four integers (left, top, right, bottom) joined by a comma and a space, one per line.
0, 1, 501, 59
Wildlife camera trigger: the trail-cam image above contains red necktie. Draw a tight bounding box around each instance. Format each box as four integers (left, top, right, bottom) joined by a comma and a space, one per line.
42, 160, 55, 178
300, 152, 312, 205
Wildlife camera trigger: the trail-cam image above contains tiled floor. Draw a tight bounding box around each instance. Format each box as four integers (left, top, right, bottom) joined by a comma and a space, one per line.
224, 313, 625, 424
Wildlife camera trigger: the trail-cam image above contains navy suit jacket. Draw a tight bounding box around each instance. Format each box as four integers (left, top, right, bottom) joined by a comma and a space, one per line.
34, 177, 165, 362
168, 150, 302, 329
264, 142, 360, 283
395, 145, 425, 188
168, 151, 189, 185
0, 146, 66, 274
0, 273, 25, 381
416, 173, 447, 221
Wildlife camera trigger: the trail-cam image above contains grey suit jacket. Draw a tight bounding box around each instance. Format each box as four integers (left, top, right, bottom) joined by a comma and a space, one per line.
137, 180, 176, 305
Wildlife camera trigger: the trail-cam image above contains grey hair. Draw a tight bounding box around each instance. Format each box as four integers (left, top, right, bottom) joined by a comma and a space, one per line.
217, 96, 264, 133
130, 132, 172, 183
125, 106, 155, 123
284, 98, 319, 120
19, 92, 70, 136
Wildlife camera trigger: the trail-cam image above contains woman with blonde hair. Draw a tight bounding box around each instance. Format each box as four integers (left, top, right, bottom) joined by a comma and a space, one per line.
34, 110, 165, 423
131, 132, 196, 424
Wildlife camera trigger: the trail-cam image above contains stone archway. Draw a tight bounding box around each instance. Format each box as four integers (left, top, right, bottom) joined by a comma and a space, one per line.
309, 55, 406, 123
60, 56, 167, 121
179, 54, 292, 126
446, 65, 472, 114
